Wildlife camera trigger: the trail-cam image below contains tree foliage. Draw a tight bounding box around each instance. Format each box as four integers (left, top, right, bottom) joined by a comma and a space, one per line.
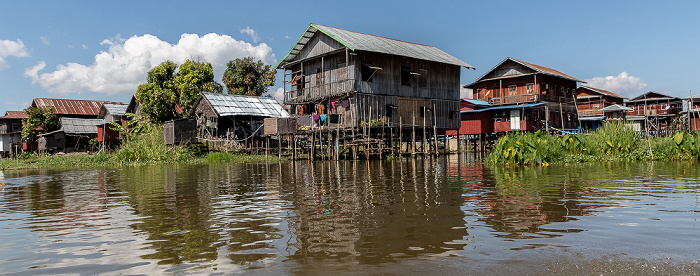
22, 106, 59, 139
222, 57, 276, 96
135, 60, 222, 123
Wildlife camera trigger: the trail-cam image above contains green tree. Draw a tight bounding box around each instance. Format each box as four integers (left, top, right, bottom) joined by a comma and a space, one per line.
222, 57, 276, 96
135, 60, 222, 123
136, 61, 178, 123
174, 60, 223, 115
22, 106, 59, 139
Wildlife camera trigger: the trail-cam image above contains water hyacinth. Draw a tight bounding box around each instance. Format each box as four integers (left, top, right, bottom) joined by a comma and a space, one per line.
488, 121, 700, 164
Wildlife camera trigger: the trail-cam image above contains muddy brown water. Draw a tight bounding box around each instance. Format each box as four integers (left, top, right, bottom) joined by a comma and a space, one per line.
1, 156, 699, 275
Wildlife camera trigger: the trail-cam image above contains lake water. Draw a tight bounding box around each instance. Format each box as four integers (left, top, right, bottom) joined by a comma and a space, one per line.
1, 157, 699, 275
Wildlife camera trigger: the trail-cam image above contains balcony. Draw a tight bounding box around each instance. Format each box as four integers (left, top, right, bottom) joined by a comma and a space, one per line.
285, 79, 355, 104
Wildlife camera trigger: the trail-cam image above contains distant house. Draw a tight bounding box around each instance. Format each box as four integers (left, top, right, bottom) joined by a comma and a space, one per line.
685, 95, 700, 130
0, 111, 28, 157
37, 118, 103, 153
193, 92, 290, 140
97, 103, 128, 142
576, 86, 627, 131
624, 92, 682, 132
276, 23, 472, 134
465, 57, 582, 133
446, 99, 492, 135
30, 98, 124, 119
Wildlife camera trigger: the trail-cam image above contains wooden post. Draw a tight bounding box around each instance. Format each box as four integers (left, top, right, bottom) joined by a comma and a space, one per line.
433, 104, 438, 155
399, 117, 403, 154
423, 107, 427, 154
412, 112, 416, 156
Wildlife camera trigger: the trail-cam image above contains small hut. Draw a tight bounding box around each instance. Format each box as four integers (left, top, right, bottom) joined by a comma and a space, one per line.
193, 93, 290, 141
38, 118, 103, 153
97, 103, 128, 142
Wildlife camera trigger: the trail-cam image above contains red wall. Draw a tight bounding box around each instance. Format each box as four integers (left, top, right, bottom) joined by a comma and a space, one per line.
97, 124, 120, 142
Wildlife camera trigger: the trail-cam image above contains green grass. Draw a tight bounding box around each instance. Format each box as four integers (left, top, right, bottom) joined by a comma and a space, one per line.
0, 127, 282, 170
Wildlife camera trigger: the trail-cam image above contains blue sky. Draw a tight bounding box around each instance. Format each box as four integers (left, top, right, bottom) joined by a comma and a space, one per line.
1, 1, 699, 114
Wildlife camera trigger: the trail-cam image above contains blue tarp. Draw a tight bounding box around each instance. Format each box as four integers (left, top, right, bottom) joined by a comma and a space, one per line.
460, 102, 547, 114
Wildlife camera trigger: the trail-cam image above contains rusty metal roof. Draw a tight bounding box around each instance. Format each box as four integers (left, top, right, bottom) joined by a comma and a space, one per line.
2, 111, 29, 119
277, 23, 473, 69
32, 98, 124, 116
469, 57, 582, 86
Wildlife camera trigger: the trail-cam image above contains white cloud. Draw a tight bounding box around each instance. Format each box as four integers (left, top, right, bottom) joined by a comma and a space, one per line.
584, 72, 648, 97
82, 44, 87, 49
0, 39, 29, 70
284, 35, 291, 39
263, 87, 285, 103
24, 33, 276, 96
240, 27, 259, 43
40, 36, 50, 45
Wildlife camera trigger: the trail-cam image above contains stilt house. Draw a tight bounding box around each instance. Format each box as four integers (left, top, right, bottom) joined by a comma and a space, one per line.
685, 95, 700, 130
193, 92, 289, 140
276, 23, 473, 133
624, 91, 681, 133
0, 111, 27, 157
576, 86, 626, 132
97, 103, 128, 142
465, 57, 582, 133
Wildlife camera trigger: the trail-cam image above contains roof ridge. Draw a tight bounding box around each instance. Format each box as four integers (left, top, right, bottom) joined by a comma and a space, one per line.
312, 23, 433, 47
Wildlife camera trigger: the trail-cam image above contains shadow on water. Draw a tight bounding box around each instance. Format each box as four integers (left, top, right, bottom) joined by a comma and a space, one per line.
1, 158, 700, 274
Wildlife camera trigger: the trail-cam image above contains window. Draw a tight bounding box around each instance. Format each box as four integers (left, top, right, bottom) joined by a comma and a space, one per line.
12, 123, 20, 132
508, 85, 517, 95
526, 83, 534, 94
361, 62, 374, 82
338, 54, 346, 65
593, 103, 600, 109
315, 68, 322, 86
418, 69, 428, 88
476, 89, 483, 100
401, 66, 412, 86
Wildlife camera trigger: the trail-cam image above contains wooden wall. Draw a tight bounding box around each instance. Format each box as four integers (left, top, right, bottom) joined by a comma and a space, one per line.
353, 51, 460, 100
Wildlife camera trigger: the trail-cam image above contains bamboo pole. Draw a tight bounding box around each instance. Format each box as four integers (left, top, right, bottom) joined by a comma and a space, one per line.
433, 104, 438, 155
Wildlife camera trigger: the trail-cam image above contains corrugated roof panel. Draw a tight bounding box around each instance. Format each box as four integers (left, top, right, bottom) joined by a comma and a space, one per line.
278, 23, 473, 69
33, 98, 124, 116
202, 93, 290, 118
59, 118, 104, 134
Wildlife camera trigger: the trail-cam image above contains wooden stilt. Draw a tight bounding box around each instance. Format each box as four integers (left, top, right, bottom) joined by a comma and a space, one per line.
412, 113, 416, 156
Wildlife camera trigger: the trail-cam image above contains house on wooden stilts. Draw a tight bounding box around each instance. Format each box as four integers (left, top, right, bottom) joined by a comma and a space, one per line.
576, 86, 627, 132
192, 92, 290, 151
465, 57, 583, 135
624, 91, 682, 135
275, 23, 473, 158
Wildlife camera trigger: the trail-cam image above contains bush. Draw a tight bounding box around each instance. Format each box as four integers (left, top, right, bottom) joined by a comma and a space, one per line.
112, 126, 195, 164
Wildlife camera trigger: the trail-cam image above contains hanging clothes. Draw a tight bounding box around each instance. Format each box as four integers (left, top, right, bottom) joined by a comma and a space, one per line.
341, 98, 350, 108
331, 100, 338, 110
320, 114, 327, 126
313, 114, 320, 122
317, 104, 326, 114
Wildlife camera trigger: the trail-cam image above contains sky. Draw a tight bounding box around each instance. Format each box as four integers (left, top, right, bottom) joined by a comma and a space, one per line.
1, 1, 699, 114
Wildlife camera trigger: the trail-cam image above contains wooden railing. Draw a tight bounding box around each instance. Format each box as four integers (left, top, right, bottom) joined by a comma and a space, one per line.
578, 109, 604, 117
285, 79, 355, 104
627, 108, 680, 116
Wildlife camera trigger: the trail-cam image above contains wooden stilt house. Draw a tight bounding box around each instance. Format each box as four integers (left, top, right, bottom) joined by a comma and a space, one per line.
276, 23, 473, 134
624, 91, 681, 133
576, 86, 627, 132
465, 57, 583, 133
193, 92, 290, 141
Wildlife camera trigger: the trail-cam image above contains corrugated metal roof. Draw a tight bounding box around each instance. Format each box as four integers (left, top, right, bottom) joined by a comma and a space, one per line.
2, 111, 29, 119
579, 116, 606, 121
461, 99, 492, 106
99, 104, 128, 118
33, 98, 124, 116
577, 86, 626, 99
461, 102, 547, 113
468, 58, 581, 86
202, 93, 290, 118
277, 23, 473, 69
58, 118, 104, 134
598, 104, 632, 112
627, 91, 681, 102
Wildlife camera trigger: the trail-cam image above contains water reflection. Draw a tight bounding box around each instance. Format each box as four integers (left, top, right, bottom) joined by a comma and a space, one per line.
1, 159, 699, 274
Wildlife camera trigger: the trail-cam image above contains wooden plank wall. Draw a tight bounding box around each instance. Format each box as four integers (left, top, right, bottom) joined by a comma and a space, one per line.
353, 51, 460, 100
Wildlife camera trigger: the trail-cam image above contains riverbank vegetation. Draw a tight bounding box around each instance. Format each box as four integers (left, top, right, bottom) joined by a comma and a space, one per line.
488, 121, 700, 165
0, 126, 281, 170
